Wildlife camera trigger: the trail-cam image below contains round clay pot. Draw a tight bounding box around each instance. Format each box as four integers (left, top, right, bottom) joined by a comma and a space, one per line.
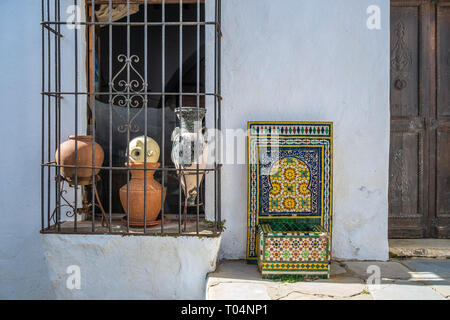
119, 162, 166, 227
55, 135, 105, 185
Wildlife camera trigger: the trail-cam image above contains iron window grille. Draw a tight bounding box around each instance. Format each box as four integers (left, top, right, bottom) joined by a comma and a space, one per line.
41, 0, 222, 236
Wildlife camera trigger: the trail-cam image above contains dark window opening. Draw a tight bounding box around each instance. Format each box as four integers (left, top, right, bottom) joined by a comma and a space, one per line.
91, 4, 206, 218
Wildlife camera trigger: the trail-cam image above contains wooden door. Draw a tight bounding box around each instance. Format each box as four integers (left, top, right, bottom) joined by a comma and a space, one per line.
389, 0, 450, 238
433, 0, 450, 237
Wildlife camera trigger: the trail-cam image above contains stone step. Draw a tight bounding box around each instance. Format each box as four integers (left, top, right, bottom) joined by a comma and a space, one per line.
389, 239, 450, 258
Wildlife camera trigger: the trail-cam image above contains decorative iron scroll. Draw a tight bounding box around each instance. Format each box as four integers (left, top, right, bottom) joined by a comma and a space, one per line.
50, 177, 79, 224
50, 176, 109, 227
110, 54, 149, 133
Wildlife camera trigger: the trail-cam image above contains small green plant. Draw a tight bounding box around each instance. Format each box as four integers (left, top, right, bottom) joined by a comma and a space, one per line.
204, 219, 227, 232
281, 276, 304, 283
263, 274, 313, 282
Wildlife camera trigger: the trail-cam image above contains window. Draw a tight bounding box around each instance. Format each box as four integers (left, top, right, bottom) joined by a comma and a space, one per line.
41, 0, 222, 236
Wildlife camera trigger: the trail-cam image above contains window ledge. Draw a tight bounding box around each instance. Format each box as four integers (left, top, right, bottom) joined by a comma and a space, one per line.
41, 214, 223, 237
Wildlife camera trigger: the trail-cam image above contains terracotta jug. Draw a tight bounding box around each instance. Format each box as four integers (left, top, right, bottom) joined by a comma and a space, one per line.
119, 162, 166, 227
55, 135, 104, 185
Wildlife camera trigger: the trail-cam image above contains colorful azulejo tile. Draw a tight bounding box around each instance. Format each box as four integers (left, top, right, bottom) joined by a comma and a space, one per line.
256, 224, 331, 279
263, 236, 327, 262
247, 121, 332, 279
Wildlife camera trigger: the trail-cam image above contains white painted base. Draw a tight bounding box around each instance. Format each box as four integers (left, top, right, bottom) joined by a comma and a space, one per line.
42, 234, 221, 299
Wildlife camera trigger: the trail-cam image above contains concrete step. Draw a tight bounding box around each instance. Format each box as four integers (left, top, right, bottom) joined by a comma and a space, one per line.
205, 260, 368, 300
389, 239, 450, 258
206, 259, 450, 300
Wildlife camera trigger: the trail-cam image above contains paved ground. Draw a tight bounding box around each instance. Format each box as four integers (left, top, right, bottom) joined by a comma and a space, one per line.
389, 239, 450, 258
206, 259, 450, 300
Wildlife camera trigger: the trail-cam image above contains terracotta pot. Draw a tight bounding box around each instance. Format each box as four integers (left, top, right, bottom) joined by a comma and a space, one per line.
119, 162, 166, 227
55, 135, 104, 185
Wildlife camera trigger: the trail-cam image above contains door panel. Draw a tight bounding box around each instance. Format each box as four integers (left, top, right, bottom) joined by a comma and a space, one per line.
437, 5, 450, 117
390, 0, 450, 238
435, 2, 450, 237
436, 130, 450, 216
390, 6, 420, 118
389, 132, 420, 215
389, 1, 430, 238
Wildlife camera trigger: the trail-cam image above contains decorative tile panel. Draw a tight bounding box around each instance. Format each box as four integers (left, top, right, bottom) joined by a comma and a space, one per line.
247, 121, 333, 278
257, 224, 330, 279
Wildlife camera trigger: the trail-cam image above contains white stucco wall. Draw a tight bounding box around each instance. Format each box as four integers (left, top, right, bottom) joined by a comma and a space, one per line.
42, 234, 221, 299
0, 0, 88, 299
218, 0, 390, 261
0, 1, 54, 299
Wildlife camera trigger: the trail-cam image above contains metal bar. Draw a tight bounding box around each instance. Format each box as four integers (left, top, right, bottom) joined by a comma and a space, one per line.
126, 0, 130, 232
196, 0, 200, 235
55, 0, 62, 232
108, 0, 113, 231
42, 163, 220, 171
74, 0, 79, 232
212, 0, 217, 234
144, 0, 148, 233
42, 91, 221, 97
178, 174, 182, 233
41, 0, 45, 231
91, 0, 96, 232
217, 0, 222, 229
44, 92, 65, 98
47, 0, 51, 229
41, 230, 221, 238
213, 0, 219, 233
42, 21, 219, 27
178, 0, 183, 233
42, 23, 64, 38
160, 0, 166, 234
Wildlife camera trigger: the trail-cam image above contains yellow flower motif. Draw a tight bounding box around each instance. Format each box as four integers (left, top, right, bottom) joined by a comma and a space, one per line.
267, 157, 311, 213
270, 182, 281, 195
298, 183, 309, 195
283, 197, 296, 210
283, 168, 296, 181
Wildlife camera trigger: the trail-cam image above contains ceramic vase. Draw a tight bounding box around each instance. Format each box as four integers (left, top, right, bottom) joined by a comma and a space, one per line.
119, 162, 166, 227
171, 107, 208, 206
55, 135, 104, 185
